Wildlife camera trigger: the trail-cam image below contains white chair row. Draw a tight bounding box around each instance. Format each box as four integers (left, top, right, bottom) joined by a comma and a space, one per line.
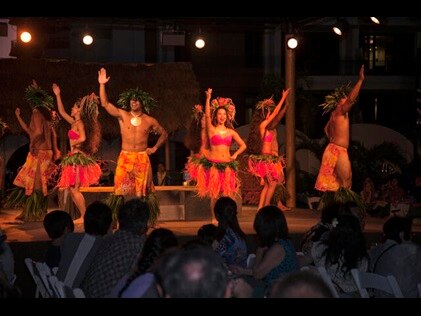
24, 258, 85, 298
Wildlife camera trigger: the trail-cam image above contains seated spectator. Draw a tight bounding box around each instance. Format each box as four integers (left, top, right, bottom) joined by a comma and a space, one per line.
269, 270, 333, 298
110, 228, 178, 298
155, 248, 231, 298
230, 205, 299, 297
0, 228, 20, 297
369, 216, 421, 298
197, 224, 217, 249
311, 214, 369, 297
213, 197, 248, 268
56, 201, 113, 288
80, 198, 150, 298
43, 210, 74, 268
154, 162, 171, 186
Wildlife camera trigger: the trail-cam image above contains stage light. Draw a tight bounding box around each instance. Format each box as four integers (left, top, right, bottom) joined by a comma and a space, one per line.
332, 18, 349, 36
370, 17, 380, 24
195, 36, 205, 49
286, 36, 298, 49
20, 31, 32, 43
82, 34, 93, 45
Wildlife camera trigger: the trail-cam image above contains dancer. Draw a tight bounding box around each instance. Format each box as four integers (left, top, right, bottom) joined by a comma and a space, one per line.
98, 68, 168, 224
246, 89, 290, 210
192, 88, 246, 217
314, 65, 366, 223
8, 81, 60, 221
52, 83, 102, 223
315, 65, 364, 192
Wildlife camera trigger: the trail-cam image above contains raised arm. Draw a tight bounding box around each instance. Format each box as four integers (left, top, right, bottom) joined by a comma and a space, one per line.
15, 108, 30, 134
261, 88, 290, 131
204, 88, 214, 135
341, 64, 365, 113
230, 130, 247, 161
52, 83, 73, 124
98, 68, 122, 118
146, 118, 168, 155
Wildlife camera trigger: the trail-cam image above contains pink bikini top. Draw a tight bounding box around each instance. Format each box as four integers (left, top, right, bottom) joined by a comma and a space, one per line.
210, 134, 232, 146
263, 130, 274, 142
68, 129, 80, 140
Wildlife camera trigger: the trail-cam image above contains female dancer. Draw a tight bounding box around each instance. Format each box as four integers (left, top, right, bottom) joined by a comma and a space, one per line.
52, 83, 102, 223
192, 88, 246, 217
246, 89, 290, 210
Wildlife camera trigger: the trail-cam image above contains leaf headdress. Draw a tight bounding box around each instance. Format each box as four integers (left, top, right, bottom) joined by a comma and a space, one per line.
117, 88, 157, 113
255, 96, 275, 116
319, 83, 352, 115
24, 80, 54, 110
210, 97, 236, 123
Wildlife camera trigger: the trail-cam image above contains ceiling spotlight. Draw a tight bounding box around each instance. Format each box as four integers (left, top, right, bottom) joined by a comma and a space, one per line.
286, 36, 298, 49
82, 34, 93, 45
20, 31, 32, 43
370, 17, 381, 24
332, 18, 349, 36
195, 37, 205, 49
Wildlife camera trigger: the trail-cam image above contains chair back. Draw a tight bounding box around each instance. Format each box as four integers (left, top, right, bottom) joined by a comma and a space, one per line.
351, 269, 404, 298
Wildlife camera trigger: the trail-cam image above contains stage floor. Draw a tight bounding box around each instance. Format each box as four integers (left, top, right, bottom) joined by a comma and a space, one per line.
1, 205, 415, 243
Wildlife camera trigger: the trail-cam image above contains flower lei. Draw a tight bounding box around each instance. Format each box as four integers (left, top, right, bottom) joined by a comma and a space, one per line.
319, 83, 352, 115
192, 104, 204, 123
211, 97, 236, 122
117, 88, 157, 114
24, 80, 54, 110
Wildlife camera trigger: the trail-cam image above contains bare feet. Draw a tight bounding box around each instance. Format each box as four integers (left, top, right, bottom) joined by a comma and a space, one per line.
73, 218, 84, 225
277, 203, 292, 212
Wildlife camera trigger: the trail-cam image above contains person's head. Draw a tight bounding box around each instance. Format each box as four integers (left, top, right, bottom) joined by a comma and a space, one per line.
210, 97, 235, 129
155, 248, 230, 298
270, 270, 333, 298
25, 80, 54, 121
43, 210, 74, 240
157, 162, 166, 173
197, 224, 217, 248
253, 205, 289, 247
214, 197, 246, 241
319, 83, 352, 115
136, 228, 178, 274
320, 201, 352, 225
84, 201, 113, 236
382, 216, 412, 243
117, 198, 150, 235
324, 214, 367, 272
117, 88, 157, 114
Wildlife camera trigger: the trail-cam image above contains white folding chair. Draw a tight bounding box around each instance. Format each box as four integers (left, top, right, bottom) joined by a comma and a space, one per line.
351, 269, 404, 298
48, 275, 86, 298
307, 197, 320, 210
24, 258, 50, 298
246, 253, 256, 268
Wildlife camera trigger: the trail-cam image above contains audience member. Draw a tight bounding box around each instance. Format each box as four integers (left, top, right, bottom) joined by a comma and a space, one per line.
270, 270, 333, 298
80, 198, 150, 297
42, 210, 74, 268
56, 201, 113, 288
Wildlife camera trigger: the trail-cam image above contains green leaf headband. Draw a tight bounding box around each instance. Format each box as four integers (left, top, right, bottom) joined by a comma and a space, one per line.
319, 83, 352, 115
117, 88, 157, 113
24, 80, 54, 110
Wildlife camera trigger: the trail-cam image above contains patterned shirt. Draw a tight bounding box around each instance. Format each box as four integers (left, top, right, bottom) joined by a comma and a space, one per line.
80, 230, 145, 298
